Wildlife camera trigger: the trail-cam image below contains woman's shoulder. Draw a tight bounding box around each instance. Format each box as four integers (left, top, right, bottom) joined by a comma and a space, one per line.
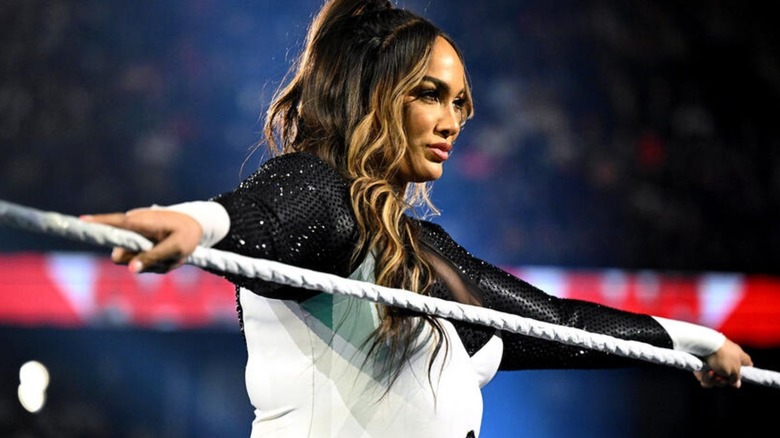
252, 152, 348, 187
413, 217, 445, 233
411, 218, 473, 259
262, 151, 336, 172
263, 151, 324, 165
409, 217, 451, 242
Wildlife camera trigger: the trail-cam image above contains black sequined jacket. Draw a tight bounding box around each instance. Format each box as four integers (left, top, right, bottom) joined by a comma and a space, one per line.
212, 152, 673, 370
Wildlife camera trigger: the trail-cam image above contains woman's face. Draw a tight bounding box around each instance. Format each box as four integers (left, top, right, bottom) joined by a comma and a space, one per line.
398, 37, 468, 184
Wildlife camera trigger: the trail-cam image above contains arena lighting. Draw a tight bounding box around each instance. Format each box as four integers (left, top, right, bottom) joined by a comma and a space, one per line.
18, 360, 50, 413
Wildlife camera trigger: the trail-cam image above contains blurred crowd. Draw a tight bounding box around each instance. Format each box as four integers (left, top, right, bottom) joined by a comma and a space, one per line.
1, 0, 779, 275
441, 0, 780, 273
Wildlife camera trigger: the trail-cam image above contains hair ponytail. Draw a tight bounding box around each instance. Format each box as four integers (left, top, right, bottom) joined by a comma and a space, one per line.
302, 0, 392, 63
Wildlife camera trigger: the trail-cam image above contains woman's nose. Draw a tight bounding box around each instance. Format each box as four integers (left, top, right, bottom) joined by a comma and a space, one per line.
436, 105, 460, 138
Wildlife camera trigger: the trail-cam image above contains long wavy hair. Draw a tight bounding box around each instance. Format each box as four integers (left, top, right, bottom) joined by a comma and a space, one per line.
263, 0, 473, 382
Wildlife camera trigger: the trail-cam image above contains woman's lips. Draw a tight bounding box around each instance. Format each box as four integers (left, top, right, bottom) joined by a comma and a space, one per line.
427, 143, 452, 162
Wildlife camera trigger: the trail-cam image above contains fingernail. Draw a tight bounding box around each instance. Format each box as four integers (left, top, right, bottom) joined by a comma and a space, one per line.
111, 248, 121, 259
80, 215, 94, 221
129, 260, 143, 273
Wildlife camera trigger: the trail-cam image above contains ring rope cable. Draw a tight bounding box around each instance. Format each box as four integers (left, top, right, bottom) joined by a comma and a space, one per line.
1, 198, 778, 388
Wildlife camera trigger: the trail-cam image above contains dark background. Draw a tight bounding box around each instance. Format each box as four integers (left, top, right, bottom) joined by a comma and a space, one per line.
1, 0, 779, 436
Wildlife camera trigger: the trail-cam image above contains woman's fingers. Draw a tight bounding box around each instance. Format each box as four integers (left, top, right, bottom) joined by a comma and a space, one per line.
696, 339, 753, 389
111, 247, 137, 264
81, 209, 203, 274
83, 211, 170, 241
81, 212, 145, 233
128, 233, 192, 273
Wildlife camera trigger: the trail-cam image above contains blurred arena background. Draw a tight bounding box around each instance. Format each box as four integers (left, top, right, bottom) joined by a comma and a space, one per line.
1, 0, 779, 436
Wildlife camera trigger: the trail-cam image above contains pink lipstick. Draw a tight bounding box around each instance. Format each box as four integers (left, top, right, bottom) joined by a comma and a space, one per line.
427, 143, 452, 162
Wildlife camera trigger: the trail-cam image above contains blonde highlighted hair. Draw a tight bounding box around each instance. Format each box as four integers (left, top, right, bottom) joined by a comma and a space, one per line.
262, 0, 473, 383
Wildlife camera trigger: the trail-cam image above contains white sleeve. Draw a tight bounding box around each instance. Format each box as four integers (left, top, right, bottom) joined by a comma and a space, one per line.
652, 316, 726, 357
152, 201, 230, 248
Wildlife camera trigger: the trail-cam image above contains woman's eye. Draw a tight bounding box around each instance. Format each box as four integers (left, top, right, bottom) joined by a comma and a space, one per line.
418, 89, 439, 102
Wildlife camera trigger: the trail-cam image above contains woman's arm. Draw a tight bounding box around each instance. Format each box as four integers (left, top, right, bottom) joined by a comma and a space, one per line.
83, 153, 358, 284
418, 220, 752, 386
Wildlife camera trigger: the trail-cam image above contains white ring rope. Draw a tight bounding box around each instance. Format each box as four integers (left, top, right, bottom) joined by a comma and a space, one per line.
1, 199, 778, 388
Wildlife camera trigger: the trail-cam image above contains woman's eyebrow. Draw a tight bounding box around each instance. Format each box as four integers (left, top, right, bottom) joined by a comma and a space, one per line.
421, 75, 465, 95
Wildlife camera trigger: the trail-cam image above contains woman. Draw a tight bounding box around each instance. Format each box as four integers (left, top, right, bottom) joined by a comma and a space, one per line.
84, 0, 752, 436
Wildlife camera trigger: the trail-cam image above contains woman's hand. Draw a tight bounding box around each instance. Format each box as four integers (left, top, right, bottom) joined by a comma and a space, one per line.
81, 208, 203, 274
694, 338, 753, 389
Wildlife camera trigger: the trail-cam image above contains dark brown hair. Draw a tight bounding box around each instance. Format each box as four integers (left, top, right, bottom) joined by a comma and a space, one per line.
263, 0, 473, 385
